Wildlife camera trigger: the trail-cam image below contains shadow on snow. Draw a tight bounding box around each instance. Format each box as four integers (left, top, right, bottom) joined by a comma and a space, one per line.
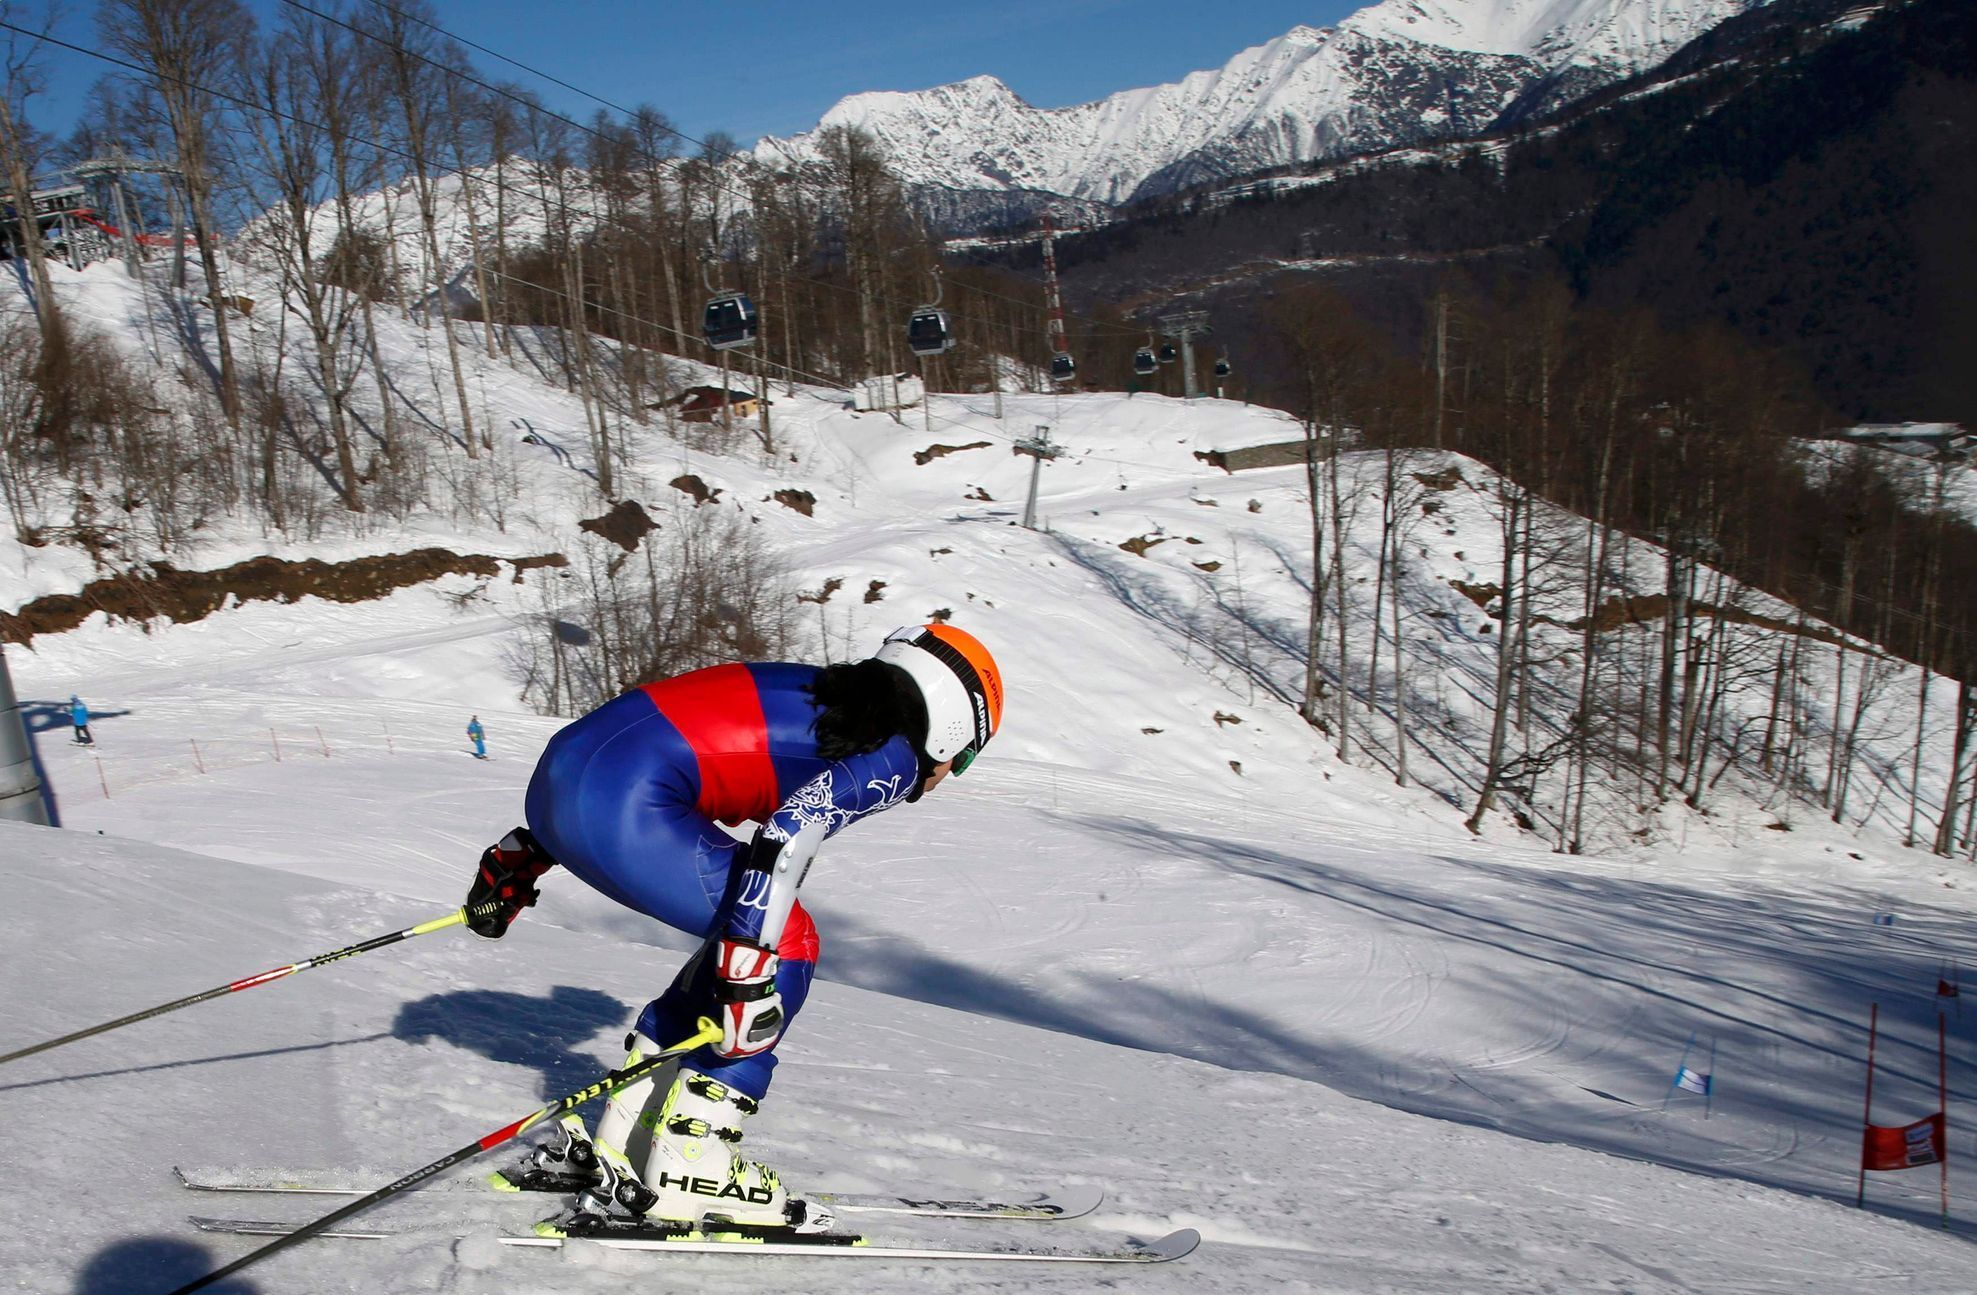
392, 984, 629, 1101
74, 1236, 258, 1295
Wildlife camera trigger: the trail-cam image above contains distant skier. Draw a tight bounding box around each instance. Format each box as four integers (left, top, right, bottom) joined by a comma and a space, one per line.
467, 715, 486, 759
68, 695, 92, 746
462, 624, 1003, 1235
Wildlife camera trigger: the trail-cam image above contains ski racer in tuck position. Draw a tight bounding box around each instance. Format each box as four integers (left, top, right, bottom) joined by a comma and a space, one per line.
462, 624, 1004, 1234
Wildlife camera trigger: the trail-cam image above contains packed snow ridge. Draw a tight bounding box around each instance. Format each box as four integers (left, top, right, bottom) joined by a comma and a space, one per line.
757, 0, 1768, 204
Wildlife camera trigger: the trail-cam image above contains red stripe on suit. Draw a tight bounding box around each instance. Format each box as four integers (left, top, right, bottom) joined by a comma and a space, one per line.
639, 664, 779, 824
779, 901, 820, 964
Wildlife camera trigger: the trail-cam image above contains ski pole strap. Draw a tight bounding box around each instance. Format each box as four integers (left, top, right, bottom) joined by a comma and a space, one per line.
0, 906, 485, 1069
166, 1018, 722, 1295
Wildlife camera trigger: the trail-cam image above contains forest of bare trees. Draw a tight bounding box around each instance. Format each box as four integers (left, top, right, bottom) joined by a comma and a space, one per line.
1259, 274, 1977, 858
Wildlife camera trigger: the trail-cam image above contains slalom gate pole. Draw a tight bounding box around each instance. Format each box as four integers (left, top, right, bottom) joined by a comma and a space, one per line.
1939, 1012, 1949, 1230
1704, 1036, 1717, 1121
1857, 1003, 1879, 1208
168, 1017, 724, 1295
1662, 1030, 1696, 1111
0, 903, 500, 1069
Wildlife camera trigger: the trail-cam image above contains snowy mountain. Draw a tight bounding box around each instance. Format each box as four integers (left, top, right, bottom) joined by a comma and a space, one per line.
758, 0, 1768, 206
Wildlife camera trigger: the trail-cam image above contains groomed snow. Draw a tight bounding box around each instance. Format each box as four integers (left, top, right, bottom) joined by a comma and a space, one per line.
4, 613, 1974, 1291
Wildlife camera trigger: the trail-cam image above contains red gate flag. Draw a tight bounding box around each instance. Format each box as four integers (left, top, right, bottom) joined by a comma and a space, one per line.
1938, 979, 1959, 999
1861, 1114, 1946, 1172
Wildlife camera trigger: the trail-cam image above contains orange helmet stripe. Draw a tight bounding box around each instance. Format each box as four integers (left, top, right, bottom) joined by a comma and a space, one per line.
923, 623, 1003, 738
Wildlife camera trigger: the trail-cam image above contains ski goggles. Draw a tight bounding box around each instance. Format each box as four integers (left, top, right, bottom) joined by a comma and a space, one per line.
950, 745, 980, 776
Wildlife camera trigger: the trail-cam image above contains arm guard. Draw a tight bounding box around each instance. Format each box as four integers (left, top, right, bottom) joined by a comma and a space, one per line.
747, 816, 826, 952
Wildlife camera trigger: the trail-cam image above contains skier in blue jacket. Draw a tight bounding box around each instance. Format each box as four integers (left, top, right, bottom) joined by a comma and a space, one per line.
68, 696, 92, 746
462, 624, 1004, 1234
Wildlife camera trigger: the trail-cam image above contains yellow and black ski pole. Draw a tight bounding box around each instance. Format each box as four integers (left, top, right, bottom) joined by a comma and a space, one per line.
0, 903, 500, 1068
168, 1017, 723, 1295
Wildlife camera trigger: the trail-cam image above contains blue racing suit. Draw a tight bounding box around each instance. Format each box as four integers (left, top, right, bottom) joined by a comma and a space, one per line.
524, 663, 921, 1098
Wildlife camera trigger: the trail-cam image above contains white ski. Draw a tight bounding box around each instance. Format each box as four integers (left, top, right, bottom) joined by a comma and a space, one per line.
501, 1224, 1199, 1263
173, 1165, 1102, 1221
186, 1215, 1199, 1264
189, 1216, 392, 1241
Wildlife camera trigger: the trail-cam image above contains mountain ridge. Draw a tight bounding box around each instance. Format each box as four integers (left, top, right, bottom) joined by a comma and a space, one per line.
757, 0, 1767, 208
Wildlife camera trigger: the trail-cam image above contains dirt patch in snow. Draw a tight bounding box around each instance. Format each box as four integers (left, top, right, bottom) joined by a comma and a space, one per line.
1448, 580, 1855, 648
1, 549, 566, 646
670, 474, 721, 505
914, 441, 991, 466
578, 500, 659, 552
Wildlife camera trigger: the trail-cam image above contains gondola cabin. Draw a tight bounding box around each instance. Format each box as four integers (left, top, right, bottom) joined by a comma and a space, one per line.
703, 292, 758, 352
1158, 343, 1178, 365
907, 307, 954, 357
1133, 348, 1158, 376
1213, 357, 1232, 378
1050, 353, 1077, 384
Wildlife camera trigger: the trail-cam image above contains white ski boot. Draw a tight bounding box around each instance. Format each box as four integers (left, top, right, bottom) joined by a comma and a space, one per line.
590, 1033, 831, 1232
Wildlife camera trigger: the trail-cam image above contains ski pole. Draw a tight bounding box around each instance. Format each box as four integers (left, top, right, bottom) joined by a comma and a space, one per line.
169, 1017, 724, 1295
0, 903, 500, 1068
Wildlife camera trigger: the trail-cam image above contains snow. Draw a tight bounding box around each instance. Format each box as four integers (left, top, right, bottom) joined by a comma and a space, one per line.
6, 630, 1976, 1291
4, 253, 1977, 1293
1343, 0, 1759, 66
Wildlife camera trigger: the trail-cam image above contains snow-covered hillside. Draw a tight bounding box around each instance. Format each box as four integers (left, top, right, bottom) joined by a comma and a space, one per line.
757, 0, 1767, 204
4, 247, 1976, 1292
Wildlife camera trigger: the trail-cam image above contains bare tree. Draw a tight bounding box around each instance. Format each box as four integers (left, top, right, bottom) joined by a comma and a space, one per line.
100, 0, 251, 430
0, 6, 62, 340
508, 503, 794, 716
358, 0, 477, 457
1269, 284, 1388, 734
242, 8, 364, 509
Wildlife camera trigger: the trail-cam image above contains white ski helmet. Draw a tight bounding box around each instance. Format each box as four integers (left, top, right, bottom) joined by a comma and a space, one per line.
874, 624, 1004, 765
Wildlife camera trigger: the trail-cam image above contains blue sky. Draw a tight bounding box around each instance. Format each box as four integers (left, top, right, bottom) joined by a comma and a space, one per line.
17, 1, 1362, 149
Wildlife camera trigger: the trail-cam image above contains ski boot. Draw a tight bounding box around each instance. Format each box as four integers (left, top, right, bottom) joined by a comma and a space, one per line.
623, 1067, 832, 1232
536, 1087, 831, 1239
582, 1032, 831, 1233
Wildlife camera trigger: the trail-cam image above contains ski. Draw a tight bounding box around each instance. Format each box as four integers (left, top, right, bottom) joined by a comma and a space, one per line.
505, 1220, 1198, 1263
174, 1165, 1101, 1221
189, 1217, 392, 1241
186, 1215, 1198, 1264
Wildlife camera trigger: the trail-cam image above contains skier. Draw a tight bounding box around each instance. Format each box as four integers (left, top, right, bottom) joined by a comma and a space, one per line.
462, 623, 1003, 1234
68, 695, 92, 746
467, 715, 486, 760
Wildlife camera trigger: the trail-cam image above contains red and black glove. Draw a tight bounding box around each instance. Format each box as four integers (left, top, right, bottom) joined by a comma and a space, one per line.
710, 937, 784, 1058
465, 828, 555, 938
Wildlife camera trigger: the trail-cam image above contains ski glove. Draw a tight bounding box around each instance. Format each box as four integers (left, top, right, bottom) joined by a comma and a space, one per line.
710, 937, 784, 1058
465, 828, 555, 939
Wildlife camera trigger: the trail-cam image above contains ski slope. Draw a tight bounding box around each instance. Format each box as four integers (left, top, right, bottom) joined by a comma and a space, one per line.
3, 258, 1975, 1292
3, 612, 1973, 1293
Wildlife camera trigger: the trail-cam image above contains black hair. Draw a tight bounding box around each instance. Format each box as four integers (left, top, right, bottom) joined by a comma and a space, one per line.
807, 659, 928, 762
